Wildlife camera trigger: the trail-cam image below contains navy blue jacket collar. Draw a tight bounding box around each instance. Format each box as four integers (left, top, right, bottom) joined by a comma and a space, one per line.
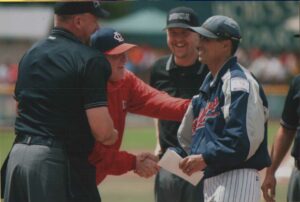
199, 56, 237, 96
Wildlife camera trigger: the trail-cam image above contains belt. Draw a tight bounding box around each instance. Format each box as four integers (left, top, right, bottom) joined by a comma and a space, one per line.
15, 134, 64, 149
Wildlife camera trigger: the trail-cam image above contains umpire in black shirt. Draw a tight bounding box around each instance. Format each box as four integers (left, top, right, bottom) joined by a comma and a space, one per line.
1, 2, 118, 202
150, 7, 209, 202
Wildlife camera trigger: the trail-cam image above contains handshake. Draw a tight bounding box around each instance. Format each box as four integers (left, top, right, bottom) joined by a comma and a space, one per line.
134, 152, 160, 178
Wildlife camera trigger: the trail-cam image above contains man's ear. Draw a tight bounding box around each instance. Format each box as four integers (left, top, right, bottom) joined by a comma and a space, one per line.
72, 15, 82, 29
223, 40, 232, 51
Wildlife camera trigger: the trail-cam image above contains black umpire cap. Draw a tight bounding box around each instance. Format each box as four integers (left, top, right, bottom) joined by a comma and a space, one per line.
165, 7, 199, 29
54, 1, 109, 18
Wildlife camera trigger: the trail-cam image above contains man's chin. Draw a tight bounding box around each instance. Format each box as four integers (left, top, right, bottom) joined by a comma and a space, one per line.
174, 52, 187, 59
109, 75, 125, 82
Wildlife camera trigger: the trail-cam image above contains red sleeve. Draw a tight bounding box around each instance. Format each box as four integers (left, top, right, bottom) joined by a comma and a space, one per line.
89, 143, 136, 185
126, 71, 190, 121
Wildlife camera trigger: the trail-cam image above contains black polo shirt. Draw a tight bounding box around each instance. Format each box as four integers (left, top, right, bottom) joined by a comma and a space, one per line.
150, 55, 209, 156
280, 75, 300, 159
14, 27, 111, 156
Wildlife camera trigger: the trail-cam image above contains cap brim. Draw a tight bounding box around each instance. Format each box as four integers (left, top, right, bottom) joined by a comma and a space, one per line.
190, 27, 218, 39
164, 23, 193, 30
93, 8, 110, 18
105, 43, 137, 55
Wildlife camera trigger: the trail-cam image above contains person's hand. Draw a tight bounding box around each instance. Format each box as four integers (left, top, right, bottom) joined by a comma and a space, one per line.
179, 154, 206, 176
134, 152, 159, 178
261, 171, 276, 202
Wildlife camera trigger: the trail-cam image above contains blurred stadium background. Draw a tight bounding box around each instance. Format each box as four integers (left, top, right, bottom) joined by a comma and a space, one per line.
0, 1, 299, 202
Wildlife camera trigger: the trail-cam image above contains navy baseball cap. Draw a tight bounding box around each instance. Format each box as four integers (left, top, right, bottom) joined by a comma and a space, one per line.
91, 27, 137, 55
54, 1, 109, 18
165, 7, 199, 29
191, 15, 241, 41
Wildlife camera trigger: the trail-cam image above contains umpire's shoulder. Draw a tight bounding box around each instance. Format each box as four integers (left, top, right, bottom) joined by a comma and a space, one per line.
75, 43, 105, 60
71, 44, 110, 75
292, 74, 300, 84
288, 74, 300, 92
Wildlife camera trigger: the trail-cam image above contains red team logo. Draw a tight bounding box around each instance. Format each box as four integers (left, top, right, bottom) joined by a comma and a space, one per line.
192, 97, 220, 133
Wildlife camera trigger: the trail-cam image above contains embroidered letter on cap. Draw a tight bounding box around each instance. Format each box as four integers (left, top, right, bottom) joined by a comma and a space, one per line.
169, 13, 190, 21
113, 32, 124, 42
230, 77, 249, 93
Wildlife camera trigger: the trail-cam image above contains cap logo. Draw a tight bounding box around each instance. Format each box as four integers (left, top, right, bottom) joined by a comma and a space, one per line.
93, 1, 101, 8
169, 13, 190, 22
113, 31, 124, 42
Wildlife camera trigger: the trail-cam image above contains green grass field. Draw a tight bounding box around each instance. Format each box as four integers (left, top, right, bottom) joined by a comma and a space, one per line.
0, 121, 288, 202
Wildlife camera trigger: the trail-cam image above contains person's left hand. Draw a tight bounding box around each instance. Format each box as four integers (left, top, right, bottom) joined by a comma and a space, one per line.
261, 171, 276, 202
179, 154, 207, 176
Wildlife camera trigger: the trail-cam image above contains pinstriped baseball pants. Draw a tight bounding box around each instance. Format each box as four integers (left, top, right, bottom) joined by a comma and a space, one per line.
204, 169, 260, 202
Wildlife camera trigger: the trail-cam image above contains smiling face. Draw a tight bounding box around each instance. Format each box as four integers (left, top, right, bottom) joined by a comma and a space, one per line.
166, 28, 199, 65
105, 53, 127, 82
198, 35, 232, 75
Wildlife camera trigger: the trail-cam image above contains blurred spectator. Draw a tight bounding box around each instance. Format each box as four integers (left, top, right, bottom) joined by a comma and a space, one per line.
126, 45, 157, 73
248, 51, 290, 84
7, 63, 18, 84
0, 63, 8, 83
280, 52, 299, 76
236, 48, 251, 67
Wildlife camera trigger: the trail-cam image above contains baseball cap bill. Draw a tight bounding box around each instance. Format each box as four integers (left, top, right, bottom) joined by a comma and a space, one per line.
91, 27, 137, 55
165, 7, 199, 29
191, 15, 241, 41
54, 1, 109, 18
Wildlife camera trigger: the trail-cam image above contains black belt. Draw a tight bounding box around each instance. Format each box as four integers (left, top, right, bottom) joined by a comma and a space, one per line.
15, 134, 64, 149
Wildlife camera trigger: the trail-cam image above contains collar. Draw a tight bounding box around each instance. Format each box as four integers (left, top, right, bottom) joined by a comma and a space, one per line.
50, 27, 82, 44
107, 69, 129, 93
209, 56, 237, 87
199, 56, 237, 96
107, 80, 124, 93
166, 55, 205, 75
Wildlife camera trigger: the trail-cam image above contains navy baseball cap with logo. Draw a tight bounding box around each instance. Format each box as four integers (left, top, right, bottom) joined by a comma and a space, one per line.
91, 27, 137, 55
165, 7, 199, 29
191, 15, 242, 41
54, 1, 109, 18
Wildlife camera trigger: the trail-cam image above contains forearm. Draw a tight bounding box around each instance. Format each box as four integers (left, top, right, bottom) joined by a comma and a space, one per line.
128, 74, 190, 121
130, 95, 189, 121
94, 152, 136, 184
86, 107, 118, 145
106, 151, 136, 175
267, 126, 295, 175
92, 148, 136, 175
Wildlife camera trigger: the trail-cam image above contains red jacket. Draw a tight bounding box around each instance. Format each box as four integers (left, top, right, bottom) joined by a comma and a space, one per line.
88, 70, 189, 184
